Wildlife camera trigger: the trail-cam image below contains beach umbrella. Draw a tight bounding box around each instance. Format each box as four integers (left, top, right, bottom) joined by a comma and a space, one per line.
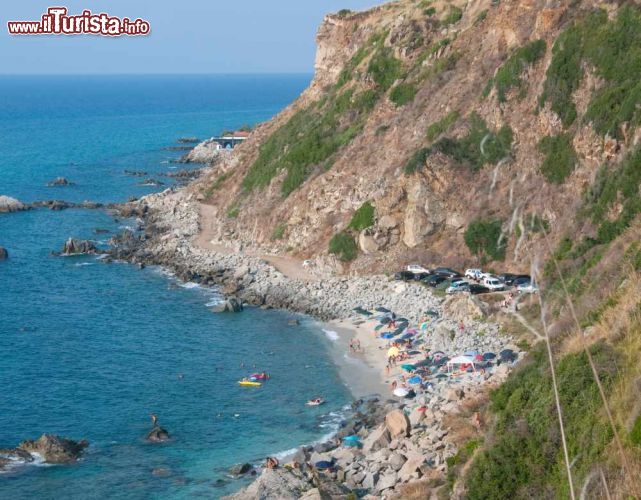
500, 349, 517, 362
425, 310, 439, 317
381, 333, 396, 340
406, 328, 418, 335
387, 347, 400, 358
483, 352, 496, 360
408, 376, 422, 385
401, 364, 416, 372
374, 324, 386, 331
393, 387, 409, 397
375, 307, 391, 313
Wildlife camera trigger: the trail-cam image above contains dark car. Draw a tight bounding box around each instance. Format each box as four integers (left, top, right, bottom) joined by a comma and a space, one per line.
498, 273, 517, 283
423, 275, 447, 287
469, 284, 490, 295
412, 272, 431, 281
511, 276, 531, 286
432, 267, 462, 278
394, 271, 415, 281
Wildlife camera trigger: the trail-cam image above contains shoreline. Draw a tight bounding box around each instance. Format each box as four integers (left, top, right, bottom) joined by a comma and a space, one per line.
100, 186, 523, 498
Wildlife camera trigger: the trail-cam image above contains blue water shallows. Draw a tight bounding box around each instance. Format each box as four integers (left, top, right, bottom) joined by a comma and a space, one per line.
0, 75, 352, 499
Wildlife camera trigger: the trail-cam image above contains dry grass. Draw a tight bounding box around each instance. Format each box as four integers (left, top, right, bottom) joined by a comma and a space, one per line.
394, 479, 432, 500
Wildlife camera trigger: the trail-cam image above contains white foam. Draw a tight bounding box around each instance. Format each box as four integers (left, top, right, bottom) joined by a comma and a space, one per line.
74, 262, 94, 267
322, 329, 339, 342
179, 281, 201, 289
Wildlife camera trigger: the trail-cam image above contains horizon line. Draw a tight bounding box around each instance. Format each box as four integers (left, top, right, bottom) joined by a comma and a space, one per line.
0, 72, 314, 77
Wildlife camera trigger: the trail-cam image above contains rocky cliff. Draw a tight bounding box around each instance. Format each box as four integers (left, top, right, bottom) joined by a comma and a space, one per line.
181, 1, 641, 496
189, 0, 638, 278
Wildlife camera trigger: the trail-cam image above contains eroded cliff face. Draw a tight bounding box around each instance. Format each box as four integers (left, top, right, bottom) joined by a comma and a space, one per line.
188, 0, 633, 276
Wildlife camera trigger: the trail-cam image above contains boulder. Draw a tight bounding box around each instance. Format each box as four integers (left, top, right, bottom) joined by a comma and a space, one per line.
358, 230, 380, 254
389, 452, 407, 471
222, 468, 311, 500
210, 297, 243, 313
378, 215, 398, 230
398, 452, 426, 482
443, 295, 488, 321
47, 177, 74, 187
146, 426, 170, 443
0, 247, 7, 260
409, 407, 425, 426
229, 463, 253, 476
385, 409, 411, 438
362, 471, 379, 490
376, 472, 398, 492
18, 434, 88, 464
0, 195, 26, 213
362, 425, 390, 453
60, 238, 98, 255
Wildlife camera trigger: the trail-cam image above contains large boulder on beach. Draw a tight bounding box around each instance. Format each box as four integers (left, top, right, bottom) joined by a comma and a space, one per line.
443, 294, 488, 321
229, 463, 253, 476
146, 426, 170, 443
385, 409, 411, 438
362, 425, 391, 453
398, 452, 426, 482
0, 196, 26, 213
222, 468, 311, 500
0, 247, 8, 260
59, 238, 98, 255
18, 434, 88, 464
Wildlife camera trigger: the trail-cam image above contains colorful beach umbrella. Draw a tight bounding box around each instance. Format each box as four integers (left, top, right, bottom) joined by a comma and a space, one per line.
387, 347, 400, 358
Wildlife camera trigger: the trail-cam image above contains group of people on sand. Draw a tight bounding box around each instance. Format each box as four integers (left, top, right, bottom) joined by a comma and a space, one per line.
348, 338, 362, 353
501, 292, 517, 310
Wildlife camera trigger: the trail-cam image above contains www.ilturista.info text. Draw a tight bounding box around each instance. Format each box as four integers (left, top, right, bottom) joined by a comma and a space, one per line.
7, 7, 150, 36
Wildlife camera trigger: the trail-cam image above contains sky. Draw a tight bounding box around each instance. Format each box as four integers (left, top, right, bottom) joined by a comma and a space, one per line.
2, 1, 380, 74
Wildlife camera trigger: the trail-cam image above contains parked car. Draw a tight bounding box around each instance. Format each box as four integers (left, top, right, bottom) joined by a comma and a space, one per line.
482, 277, 505, 291
469, 284, 490, 295
512, 276, 532, 287
446, 281, 470, 294
394, 270, 415, 281
433, 267, 462, 278
498, 273, 517, 283
406, 264, 430, 275
505, 274, 530, 286
423, 275, 447, 287
465, 268, 483, 280
517, 280, 539, 293
412, 272, 430, 281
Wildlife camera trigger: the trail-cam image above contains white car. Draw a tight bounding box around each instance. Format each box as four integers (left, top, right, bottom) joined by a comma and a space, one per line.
482, 277, 504, 291
517, 281, 539, 293
465, 269, 483, 280
406, 264, 430, 275
446, 280, 470, 294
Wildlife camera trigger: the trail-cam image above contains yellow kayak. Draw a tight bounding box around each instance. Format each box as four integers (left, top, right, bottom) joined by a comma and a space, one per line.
238, 380, 262, 387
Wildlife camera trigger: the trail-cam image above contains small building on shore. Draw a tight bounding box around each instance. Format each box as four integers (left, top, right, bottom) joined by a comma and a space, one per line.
211, 130, 250, 149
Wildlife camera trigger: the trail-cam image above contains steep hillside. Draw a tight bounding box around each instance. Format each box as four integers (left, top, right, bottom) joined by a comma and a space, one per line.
184, 0, 641, 496
192, 0, 626, 277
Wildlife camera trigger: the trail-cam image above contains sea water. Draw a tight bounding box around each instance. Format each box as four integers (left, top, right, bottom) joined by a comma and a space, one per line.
0, 75, 352, 499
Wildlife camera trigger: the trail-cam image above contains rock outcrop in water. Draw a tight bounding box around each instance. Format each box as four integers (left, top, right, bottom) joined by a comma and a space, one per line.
58, 238, 98, 255
146, 426, 170, 443
0, 195, 27, 213
46, 177, 74, 187
0, 247, 8, 260
0, 434, 89, 469
210, 297, 243, 313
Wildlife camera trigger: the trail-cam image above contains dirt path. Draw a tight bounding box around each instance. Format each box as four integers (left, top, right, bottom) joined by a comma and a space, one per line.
193, 202, 317, 282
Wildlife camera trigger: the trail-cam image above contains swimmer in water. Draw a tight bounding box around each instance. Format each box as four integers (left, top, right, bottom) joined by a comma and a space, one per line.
151, 414, 158, 427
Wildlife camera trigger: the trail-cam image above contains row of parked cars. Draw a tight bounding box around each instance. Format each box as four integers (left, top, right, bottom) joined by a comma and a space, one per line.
394, 264, 538, 295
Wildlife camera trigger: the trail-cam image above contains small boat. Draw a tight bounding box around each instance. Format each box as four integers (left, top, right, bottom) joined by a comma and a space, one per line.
238, 379, 262, 387
249, 373, 269, 381
306, 398, 325, 406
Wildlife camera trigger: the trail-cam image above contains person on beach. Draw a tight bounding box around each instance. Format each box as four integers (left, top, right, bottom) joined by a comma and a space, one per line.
354, 339, 361, 352
265, 457, 279, 469
458, 321, 465, 334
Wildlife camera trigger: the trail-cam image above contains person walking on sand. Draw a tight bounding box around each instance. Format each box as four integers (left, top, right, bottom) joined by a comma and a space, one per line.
458, 320, 465, 334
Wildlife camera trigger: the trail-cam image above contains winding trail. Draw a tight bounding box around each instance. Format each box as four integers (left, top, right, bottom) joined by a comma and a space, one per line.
193, 202, 317, 282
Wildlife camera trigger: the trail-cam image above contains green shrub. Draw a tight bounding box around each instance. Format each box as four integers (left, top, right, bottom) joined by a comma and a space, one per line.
490, 40, 546, 102
368, 48, 403, 91
538, 134, 577, 184
404, 147, 430, 174
336, 9, 351, 17
348, 201, 375, 231
271, 223, 286, 240
328, 231, 358, 261
424, 6, 436, 16
432, 113, 512, 171
390, 83, 418, 106
227, 202, 240, 218
475, 9, 488, 24
426, 111, 459, 141
464, 218, 507, 261
631, 415, 641, 446
442, 6, 463, 26
465, 343, 617, 499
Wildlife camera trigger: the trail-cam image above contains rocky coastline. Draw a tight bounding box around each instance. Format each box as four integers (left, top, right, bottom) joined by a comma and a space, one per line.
98, 185, 519, 498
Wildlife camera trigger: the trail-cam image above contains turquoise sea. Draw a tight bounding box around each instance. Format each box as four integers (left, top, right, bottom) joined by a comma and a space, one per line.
0, 75, 353, 499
